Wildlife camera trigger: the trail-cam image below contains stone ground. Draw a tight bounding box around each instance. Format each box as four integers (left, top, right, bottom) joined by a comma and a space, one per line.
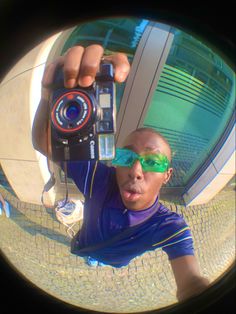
0, 185, 235, 313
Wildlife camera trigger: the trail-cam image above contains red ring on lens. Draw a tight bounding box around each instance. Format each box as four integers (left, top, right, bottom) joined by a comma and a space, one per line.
51, 91, 93, 133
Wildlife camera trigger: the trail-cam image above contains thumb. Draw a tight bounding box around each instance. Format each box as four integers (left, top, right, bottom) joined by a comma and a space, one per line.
103, 53, 130, 83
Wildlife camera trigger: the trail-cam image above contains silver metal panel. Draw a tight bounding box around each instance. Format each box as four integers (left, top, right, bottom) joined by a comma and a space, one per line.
116, 23, 174, 147
212, 125, 236, 173
184, 162, 218, 204
183, 169, 217, 206
184, 123, 235, 205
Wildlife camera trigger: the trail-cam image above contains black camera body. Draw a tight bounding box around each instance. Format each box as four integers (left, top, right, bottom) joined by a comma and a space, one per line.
50, 63, 116, 162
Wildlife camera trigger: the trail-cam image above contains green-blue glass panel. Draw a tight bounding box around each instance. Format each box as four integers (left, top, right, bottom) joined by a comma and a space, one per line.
143, 30, 235, 187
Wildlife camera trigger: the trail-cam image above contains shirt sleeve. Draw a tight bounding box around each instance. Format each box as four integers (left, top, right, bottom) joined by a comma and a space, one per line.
60, 161, 113, 198
151, 212, 195, 260
162, 236, 194, 260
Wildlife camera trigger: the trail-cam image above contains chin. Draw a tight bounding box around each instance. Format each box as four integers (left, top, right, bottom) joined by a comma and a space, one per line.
122, 199, 145, 211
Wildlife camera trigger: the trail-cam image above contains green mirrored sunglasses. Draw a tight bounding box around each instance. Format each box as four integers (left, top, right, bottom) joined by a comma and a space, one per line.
112, 148, 170, 173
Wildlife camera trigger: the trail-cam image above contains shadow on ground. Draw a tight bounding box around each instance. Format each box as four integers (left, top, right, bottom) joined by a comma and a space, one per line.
8, 204, 70, 246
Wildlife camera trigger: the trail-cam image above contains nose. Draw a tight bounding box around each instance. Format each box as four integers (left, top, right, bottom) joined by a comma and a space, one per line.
128, 160, 144, 181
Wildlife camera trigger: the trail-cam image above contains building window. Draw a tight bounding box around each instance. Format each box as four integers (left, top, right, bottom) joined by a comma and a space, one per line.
142, 29, 235, 187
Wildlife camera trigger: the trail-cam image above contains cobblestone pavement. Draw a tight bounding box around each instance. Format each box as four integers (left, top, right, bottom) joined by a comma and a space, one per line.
0, 185, 235, 313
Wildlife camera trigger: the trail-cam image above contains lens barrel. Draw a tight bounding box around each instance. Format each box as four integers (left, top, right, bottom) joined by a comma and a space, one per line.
64, 101, 81, 121
51, 90, 94, 134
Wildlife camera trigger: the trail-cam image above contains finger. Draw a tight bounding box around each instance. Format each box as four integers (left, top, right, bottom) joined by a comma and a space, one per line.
63, 46, 85, 88
42, 56, 64, 88
104, 53, 130, 83
78, 44, 104, 87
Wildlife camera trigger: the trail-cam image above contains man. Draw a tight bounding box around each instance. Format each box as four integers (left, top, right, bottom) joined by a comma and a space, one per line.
32, 44, 209, 301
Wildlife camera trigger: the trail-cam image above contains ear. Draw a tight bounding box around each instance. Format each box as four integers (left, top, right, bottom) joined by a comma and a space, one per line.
163, 167, 173, 185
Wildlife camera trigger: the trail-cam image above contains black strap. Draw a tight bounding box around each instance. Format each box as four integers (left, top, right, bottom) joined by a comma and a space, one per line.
71, 201, 160, 254
72, 224, 136, 254
41, 158, 68, 208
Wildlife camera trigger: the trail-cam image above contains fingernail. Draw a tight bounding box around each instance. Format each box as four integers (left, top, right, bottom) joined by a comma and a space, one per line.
66, 79, 76, 88
79, 76, 93, 87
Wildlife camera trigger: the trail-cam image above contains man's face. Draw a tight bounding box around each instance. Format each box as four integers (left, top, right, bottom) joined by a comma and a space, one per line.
115, 131, 173, 211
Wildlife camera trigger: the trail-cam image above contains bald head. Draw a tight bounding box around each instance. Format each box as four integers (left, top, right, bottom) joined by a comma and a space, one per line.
123, 127, 172, 162
117, 127, 173, 210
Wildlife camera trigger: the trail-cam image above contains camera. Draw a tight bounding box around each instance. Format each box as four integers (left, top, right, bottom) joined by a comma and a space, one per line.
50, 63, 116, 162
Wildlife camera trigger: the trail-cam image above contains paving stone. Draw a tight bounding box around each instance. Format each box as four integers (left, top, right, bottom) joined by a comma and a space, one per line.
0, 185, 235, 313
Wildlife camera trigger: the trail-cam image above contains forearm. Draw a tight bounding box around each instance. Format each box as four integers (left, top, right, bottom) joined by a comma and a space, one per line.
32, 96, 50, 156
177, 276, 210, 302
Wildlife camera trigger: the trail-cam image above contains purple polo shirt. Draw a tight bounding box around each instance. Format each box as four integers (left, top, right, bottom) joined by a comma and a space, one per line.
62, 160, 194, 267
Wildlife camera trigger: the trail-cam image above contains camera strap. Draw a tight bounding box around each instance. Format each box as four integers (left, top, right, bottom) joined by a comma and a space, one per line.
41, 159, 69, 209
41, 158, 56, 207
71, 201, 160, 255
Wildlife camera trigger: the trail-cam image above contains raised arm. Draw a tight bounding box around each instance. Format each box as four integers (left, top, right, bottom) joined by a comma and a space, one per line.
32, 44, 130, 158
170, 255, 210, 302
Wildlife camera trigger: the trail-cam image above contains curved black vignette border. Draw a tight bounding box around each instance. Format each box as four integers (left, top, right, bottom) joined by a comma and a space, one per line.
0, 1, 235, 314
0, 1, 235, 80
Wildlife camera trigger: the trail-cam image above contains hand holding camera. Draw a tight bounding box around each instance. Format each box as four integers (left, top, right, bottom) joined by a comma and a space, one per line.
38, 45, 130, 161
51, 62, 116, 161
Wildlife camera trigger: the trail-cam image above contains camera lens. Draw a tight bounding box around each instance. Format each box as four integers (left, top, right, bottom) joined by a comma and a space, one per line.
64, 101, 81, 121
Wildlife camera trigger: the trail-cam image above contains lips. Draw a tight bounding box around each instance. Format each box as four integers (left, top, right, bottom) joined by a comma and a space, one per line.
123, 190, 141, 202
121, 183, 143, 202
